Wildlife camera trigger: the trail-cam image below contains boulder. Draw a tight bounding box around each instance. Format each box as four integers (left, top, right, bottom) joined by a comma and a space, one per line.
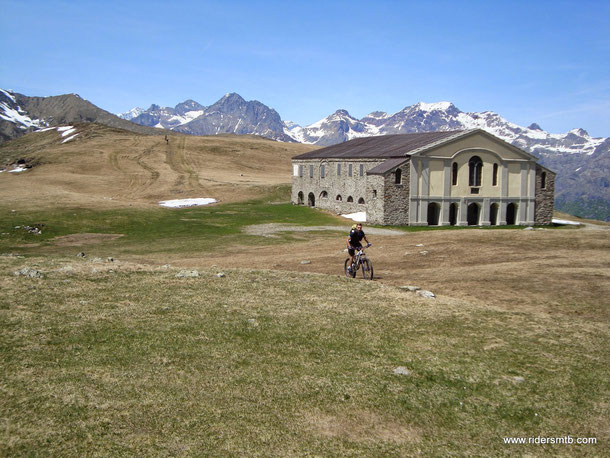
176, 270, 200, 278
416, 290, 435, 299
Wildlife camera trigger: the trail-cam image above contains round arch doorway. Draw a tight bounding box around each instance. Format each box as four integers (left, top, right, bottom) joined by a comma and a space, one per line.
467, 203, 480, 226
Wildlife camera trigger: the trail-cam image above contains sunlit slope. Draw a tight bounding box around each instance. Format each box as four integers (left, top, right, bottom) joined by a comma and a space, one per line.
0, 124, 316, 209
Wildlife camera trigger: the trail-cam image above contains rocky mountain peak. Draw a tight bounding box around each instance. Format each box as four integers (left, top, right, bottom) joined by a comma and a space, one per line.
528, 123, 543, 131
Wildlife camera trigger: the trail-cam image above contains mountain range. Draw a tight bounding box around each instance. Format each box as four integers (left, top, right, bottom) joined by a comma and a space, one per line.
1, 88, 608, 220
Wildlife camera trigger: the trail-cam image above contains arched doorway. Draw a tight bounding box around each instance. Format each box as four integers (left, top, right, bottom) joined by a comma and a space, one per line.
467, 203, 480, 226
427, 202, 440, 226
449, 203, 458, 226
307, 192, 315, 207
506, 203, 517, 225
297, 191, 304, 205
490, 203, 499, 226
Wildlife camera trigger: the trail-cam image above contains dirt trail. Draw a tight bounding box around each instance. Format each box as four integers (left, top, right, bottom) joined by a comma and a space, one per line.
243, 223, 404, 237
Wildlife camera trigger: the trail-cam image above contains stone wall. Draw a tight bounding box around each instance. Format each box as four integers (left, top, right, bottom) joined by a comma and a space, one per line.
365, 175, 386, 224
291, 159, 384, 215
534, 165, 555, 225
381, 161, 410, 225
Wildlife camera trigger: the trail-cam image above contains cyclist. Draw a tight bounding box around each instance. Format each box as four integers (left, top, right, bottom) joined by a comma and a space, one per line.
347, 222, 370, 274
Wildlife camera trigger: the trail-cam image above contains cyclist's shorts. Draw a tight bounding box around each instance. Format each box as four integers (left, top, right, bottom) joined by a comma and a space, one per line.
348, 245, 362, 256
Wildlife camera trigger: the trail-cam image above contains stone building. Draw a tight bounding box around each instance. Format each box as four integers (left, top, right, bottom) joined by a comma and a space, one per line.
291, 129, 555, 226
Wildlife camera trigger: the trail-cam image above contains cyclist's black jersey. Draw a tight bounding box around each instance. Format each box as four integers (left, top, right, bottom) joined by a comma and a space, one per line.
348, 229, 365, 247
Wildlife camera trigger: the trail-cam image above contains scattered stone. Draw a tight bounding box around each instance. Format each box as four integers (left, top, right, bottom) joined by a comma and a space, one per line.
419, 250, 429, 256
91, 268, 98, 274
247, 318, 259, 327
76, 252, 86, 258
399, 285, 421, 292
523, 226, 534, 231
403, 251, 409, 256
14, 267, 43, 278
216, 272, 226, 278
300, 260, 311, 265
415, 243, 424, 247
91, 257, 103, 263
416, 290, 435, 299
513, 376, 526, 383
394, 366, 411, 376
23, 226, 42, 235
176, 270, 200, 278
211, 264, 217, 268
59, 265, 74, 273
106, 257, 114, 262
161, 264, 171, 269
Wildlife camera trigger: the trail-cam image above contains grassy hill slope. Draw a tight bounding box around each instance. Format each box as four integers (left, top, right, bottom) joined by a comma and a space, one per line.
0, 123, 315, 209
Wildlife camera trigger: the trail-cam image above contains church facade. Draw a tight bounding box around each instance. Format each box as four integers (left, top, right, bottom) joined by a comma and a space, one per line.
291, 129, 555, 226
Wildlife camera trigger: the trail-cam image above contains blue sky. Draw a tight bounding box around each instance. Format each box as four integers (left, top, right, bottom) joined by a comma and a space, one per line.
1, 0, 609, 136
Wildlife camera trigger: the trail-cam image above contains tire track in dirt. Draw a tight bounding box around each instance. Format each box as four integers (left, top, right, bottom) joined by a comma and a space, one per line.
108, 138, 162, 195
165, 137, 202, 191
135, 144, 161, 189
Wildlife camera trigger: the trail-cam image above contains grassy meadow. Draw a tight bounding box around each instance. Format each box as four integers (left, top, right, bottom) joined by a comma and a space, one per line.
1, 127, 608, 455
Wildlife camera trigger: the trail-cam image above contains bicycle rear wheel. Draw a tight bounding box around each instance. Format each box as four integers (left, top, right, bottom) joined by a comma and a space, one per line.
344, 258, 356, 278
360, 259, 373, 280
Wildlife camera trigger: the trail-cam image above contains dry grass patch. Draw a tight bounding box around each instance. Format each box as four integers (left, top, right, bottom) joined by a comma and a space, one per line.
51, 233, 124, 246
304, 409, 421, 444
1, 256, 608, 455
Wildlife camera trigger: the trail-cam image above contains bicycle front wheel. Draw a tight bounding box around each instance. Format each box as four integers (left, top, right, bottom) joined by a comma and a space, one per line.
360, 259, 373, 280
344, 259, 355, 278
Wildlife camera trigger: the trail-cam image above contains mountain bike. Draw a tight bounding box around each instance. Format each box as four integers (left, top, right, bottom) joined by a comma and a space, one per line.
344, 244, 373, 280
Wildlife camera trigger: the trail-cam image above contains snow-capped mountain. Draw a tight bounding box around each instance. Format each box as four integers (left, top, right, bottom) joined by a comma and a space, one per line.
121, 93, 293, 142
283, 101, 606, 157
0, 89, 162, 143
1, 89, 48, 141
117, 107, 145, 121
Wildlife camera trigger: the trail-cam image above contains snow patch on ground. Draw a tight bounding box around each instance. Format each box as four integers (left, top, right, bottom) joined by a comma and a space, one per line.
57, 126, 74, 132
552, 218, 582, 226
341, 211, 367, 222
62, 133, 79, 143
60, 127, 77, 137
8, 166, 28, 173
159, 198, 217, 208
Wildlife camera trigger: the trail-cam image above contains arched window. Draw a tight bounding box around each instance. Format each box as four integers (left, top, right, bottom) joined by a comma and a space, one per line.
347, 196, 353, 203
395, 168, 402, 184
358, 197, 365, 204
336, 194, 342, 201
541, 172, 547, 189
469, 156, 482, 187
307, 192, 315, 207
297, 191, 304, 205
320, 191, 328, 199
493, 163, 498, 186
452, 162, 458, 186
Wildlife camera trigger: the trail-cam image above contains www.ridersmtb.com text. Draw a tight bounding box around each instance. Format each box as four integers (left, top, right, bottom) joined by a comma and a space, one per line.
503, 436, 597, 445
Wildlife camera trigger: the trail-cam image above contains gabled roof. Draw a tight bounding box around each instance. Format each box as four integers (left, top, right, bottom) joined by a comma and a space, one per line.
367, 158, 408, 175
292, 130, 466, 159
